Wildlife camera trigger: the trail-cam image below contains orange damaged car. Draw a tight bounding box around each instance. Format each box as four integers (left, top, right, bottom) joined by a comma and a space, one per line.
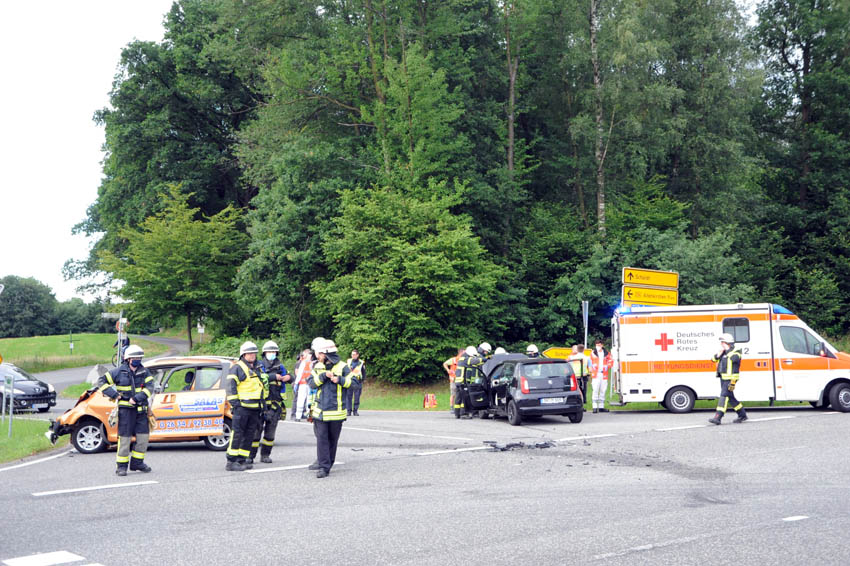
48, 356, 237, 454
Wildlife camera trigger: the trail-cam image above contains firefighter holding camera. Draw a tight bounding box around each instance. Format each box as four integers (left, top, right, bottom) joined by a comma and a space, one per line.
96, 344, 154, 476
709, 333, 748, 425
249, 340, 291, 464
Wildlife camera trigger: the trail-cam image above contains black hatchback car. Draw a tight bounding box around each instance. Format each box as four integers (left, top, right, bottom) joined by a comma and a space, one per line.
465, 354, 583, 426
0, 362, 57, 413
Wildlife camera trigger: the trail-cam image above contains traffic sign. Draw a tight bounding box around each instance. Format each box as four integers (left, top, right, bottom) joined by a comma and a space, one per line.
621, 284, 679, 306
622, 267, 679, 289
542, 347, 572, 359
0, 284, 4, 296
101, 312, 120, 320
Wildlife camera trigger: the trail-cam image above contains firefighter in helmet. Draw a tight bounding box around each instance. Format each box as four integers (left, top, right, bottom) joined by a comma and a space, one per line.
709, 333, 748, 425
225, 341, 265, 471
307, 338, 354, 478
454, 345, 485, 419
96, 344, 154, 476
249, 340, 291, 464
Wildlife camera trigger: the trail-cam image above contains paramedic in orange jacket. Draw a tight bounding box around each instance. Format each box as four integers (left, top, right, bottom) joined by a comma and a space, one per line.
588, 339, 613, 413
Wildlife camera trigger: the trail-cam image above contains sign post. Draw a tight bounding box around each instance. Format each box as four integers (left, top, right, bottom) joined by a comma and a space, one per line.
581, 300, 589, 348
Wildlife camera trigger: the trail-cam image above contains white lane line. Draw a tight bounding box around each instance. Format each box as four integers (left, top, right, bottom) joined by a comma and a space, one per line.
782, 515, 809, 522
556, 433, 617, 442
417, 446, 488, 456
593, 534, 709, 560
33, 480, 157, 498
282, 420, 472, 442
655, 424, 708, 431
748, 415, 796, 422
3, 550, 84, 566
0, 449, 73, 473
246, 462, 345, 474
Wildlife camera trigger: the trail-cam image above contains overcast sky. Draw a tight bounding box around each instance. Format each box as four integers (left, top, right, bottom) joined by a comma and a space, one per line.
0, 1, 174, 301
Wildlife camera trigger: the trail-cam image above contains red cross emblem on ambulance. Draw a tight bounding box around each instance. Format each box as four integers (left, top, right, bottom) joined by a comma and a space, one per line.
655, 333, 673, 351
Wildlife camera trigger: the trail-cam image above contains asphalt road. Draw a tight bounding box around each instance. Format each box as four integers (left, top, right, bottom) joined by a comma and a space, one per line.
1, 406, 847, 566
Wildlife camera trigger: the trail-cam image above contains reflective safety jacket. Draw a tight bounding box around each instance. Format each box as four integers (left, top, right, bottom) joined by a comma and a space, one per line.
455, 352, 485, 385
568, 354, 589, 378
712, 347, 742, 380
589, 349, 613, 379
346, 358, 365, 383
259, 358, 288, 408
227, 359, 265, 409
97, 363, 154, 412
308, 354, 353, 421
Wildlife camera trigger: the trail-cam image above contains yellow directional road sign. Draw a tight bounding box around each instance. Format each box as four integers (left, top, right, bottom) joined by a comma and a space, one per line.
622, 267, 679, 289
621, 284, 679, 306
542, 347, 572, 359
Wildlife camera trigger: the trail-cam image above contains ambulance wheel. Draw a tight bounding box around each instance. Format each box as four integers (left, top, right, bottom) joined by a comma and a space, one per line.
507, 400, 522, 426
203, 417, 232, 451
828, 383, 850, 412
664, 386, 695, 413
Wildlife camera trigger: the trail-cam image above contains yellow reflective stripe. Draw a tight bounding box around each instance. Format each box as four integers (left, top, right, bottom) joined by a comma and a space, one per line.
260, 439, 274, 446
106, 373, 115, 385
142, 389, 152, 398
116, 455, 130, 463
131, 451, 145, 459
251, 441, 259, 448
241, 402, 260, 408
237, 449, 250, 457
116, 386, 132, 391
322, 409, 347, 419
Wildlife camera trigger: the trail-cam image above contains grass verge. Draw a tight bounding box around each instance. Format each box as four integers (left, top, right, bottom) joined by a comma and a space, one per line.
0, 334, 168, 373
0, 417, 69, 464
358, 381, 450, 411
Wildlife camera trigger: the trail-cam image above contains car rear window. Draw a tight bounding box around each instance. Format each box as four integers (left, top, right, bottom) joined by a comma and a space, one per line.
520, 362, 574, 378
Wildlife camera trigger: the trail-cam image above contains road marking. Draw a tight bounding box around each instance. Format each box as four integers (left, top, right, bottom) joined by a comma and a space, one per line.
555, 433, 617, 442
282, 420, 472, 442
655, 424, 708, 431
782, 515, 809, 522
2, 550, 84, 566
416, 446, 488, 456
246, 462, 345, 474
593, 534, 710, 560
0, 449, 73, 473
748, 416, 796, 422
33, 480, 157, 498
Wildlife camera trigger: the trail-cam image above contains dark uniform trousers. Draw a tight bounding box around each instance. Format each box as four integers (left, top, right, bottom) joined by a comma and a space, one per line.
227, 406, 261, 463
717, 379, 744, 415
346, 381, 362, 413
117, 406, 150, 470
250, 403, 282, 460
314, 419, 344, 472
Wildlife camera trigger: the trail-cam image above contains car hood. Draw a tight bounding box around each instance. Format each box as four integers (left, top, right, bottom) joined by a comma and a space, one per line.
13, 379, 50, 394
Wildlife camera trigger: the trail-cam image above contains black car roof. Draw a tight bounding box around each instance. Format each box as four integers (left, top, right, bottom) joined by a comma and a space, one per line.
482, 354, 568, 376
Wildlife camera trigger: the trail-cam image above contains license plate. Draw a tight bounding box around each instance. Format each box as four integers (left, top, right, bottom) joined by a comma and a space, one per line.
33, 403, 48, 409
541, 397, 564, 405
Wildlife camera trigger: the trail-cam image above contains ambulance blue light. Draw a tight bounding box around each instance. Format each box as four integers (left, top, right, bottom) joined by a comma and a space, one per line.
772, 304, 795, 315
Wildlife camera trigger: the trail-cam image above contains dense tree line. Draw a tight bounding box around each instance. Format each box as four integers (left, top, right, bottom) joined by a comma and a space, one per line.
0, 276, 116, 338
69, 0, 850, 382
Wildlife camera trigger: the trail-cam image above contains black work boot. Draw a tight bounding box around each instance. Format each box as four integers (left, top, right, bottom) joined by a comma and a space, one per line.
243, 459, 254, 470
130, 461, 152, 473
733, 409, 748, 423
261, 455, 273, 464
708, 412, 723, 425
308, 461, 321, 470
116, 465, 128, 477
226, 461, 246, 472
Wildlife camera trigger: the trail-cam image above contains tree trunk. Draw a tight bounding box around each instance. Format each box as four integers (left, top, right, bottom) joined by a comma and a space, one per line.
366, 0, 391, 176
590, 0, 606, 236
186, 311, 193, 351
505, 1, 518, 174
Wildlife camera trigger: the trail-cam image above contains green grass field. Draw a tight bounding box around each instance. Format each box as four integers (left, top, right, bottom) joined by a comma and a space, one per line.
0, 417, 69, 464
0, 333, 168, 373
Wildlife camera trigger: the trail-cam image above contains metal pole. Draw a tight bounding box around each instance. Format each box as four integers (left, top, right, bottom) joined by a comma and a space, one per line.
582, 300, 589, 348
1, 378, 6, 423
8, 375, 13, 437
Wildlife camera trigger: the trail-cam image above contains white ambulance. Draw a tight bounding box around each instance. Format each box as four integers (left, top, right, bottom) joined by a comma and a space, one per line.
610, 303, 850, 413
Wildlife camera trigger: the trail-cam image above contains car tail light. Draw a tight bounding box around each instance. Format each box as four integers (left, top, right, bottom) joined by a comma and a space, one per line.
520, 376, 529, 394
570, 374, 577, 391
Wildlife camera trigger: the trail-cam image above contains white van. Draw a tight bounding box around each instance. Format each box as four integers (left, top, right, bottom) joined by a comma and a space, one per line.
610, 303, 850, 413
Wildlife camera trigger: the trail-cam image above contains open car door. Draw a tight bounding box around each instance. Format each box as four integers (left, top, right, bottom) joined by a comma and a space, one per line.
149, 363, 228, 439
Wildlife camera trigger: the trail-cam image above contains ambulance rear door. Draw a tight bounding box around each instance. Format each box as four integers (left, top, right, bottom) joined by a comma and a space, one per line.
717, 312, 776, 402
